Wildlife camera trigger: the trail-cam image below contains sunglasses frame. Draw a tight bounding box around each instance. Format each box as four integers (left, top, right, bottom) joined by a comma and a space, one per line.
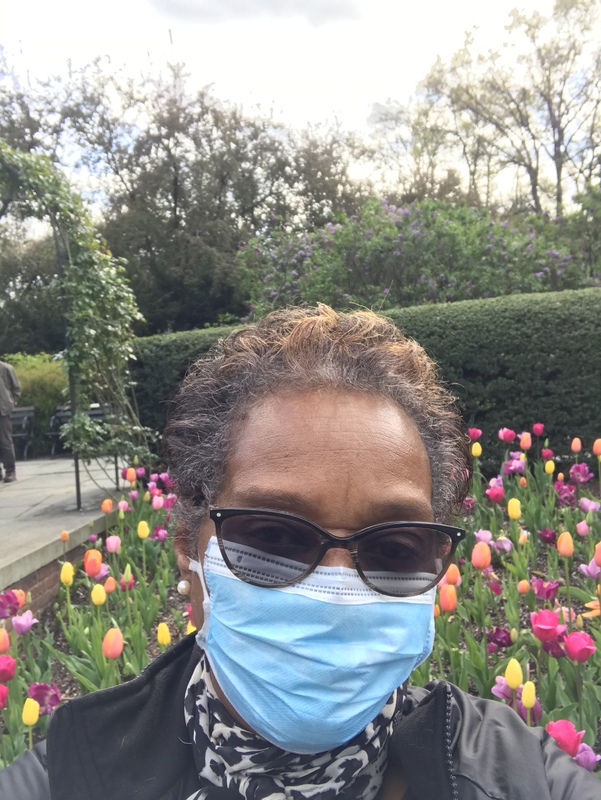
209, 506, 465, 597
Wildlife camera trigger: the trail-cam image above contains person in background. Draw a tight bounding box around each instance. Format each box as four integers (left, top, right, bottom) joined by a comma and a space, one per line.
0, 360, 21, 483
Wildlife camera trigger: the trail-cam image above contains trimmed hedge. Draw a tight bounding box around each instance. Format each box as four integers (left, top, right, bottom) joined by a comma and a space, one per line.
132, 288, 601, 466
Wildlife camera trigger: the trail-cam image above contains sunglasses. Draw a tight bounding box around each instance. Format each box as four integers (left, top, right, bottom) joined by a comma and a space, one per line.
209, 507, 465, 597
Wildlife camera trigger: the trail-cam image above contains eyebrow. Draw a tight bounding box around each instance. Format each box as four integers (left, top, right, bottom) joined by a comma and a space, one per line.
227, 487, 432, 522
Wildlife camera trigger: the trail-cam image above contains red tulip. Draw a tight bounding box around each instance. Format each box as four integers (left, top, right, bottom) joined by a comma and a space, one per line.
530, 610, 566, 643
564, 631, 596, 663
0, 655, 16, 682
546, 720, 585, 758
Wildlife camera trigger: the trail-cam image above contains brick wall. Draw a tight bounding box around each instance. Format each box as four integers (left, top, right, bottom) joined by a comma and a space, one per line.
8, 545, 86, 614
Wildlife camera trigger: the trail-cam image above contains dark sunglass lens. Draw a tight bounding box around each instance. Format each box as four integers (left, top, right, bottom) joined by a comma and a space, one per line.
219, 514, 322, 585
358, 527, 453, 596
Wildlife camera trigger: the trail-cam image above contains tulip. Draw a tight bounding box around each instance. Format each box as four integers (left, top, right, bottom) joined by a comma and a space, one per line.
517, 579, 530, 594
83, 549, 103, 578
575, 520, 590, 537
444, 563, 461, 586
137, 521, 150, 540
101, 498, 113, 514
595, 542, 601, 568
0, 655, 16, 682
117, 500, 129, 512
11, 610, 38, 635
0, 628, 9, 653
521, 681, 536, 709
60, 530, 69, 543
0, 684, 8, 710
507, 498, 521, 521
156, 622, 171, 647
570, 438, 582, 453
557, 472, 564, 481
510, 628, 519, 643
519, 432, 532, 450
143, 491, 150, 503
471, 541, 492, 570
467, 427, 482, 441
530, 577, 560, 600
564, 631, 596, 663
471, 442, 482, 458
104, 576, 117, 594
186, 621, 197, 635
433, 603, 440, 618
532, 423, 544, 437
541, 447, 554, 460
486, 486, 505, 503
544, 460, 555, 475
530, 609, 566, 642
28, 682, 61, 716
504, 658, 523, 690
105, 535, 121, 553
125, 467, 136, 483
90, 584, 107, 607
574, 743, 601, 771
557, 531, 574, 558
518, 530, 528, 545
593, 439, 601, 457
519, 476, 528, 488
60, 562, 74, 587
22, 697, 40, 727
439, 584, 457, 613
575, 614, 584, 630
498, 428, 516, 443
152, 494, 164, 510
545, 720, 585, 758
102, 628, 124, 659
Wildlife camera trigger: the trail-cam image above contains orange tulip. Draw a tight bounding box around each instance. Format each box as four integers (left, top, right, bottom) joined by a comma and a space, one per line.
439, 584, 457, 613
101, 498, 113, 514
519, 432, 532, 450
517, 579, 530, 594
102, 627, 124, 659
570, 438, 582, 453
519, 476, 528, 488
0, 628, 10, 653
125, 467, 137, 483
471, 541, 492, 570
594, 542, 601, 568
557, 531, 574, 558
593, 439, 601, 457
60, 530, 69, 543
433, 603, 440, 618
104, 576, 117, 594
12, 589, 26, 609
557, 472, 564, 482
444, 563, 461, 586
83, 549, 103, 578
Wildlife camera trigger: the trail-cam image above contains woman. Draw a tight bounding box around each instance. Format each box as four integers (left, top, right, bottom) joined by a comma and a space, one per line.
2, 305, 599, 798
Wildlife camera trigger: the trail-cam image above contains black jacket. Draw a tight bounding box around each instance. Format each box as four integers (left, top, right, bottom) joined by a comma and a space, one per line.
1, 634, 599, 799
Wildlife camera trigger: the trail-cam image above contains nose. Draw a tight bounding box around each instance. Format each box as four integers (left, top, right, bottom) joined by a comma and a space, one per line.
318, 541, 355, 569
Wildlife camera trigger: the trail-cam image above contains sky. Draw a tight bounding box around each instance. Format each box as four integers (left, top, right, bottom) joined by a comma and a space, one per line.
0, 0, 556, 132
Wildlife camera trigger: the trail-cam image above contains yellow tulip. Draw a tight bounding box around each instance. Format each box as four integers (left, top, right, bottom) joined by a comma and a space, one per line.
510, 628, 519, 643
471, 442, 482, 458
91, 584, 107, 606
575, 614, 584, 630
137, 520, 150, 540
186, 621, 197, 635
504, 658, 523, 690
544, 460, 555, 475
156, 622, 171, 647
143, 491, 150, 503
521, 681, 536, 710
507, 498, 521, 521
60, 562, 74, 587
22, 698, 40, 727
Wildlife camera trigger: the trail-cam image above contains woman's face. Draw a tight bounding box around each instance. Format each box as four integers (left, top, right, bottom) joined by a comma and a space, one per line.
178, 388, 433, 628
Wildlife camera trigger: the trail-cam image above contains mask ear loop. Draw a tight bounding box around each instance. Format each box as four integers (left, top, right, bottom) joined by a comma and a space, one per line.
188, 556, 211, 640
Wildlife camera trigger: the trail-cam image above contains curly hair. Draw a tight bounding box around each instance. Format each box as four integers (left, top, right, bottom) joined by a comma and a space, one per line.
163, 304, 470, 552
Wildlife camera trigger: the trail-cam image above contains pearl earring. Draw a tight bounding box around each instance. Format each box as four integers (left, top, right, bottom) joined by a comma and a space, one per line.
177, 579, 191, 596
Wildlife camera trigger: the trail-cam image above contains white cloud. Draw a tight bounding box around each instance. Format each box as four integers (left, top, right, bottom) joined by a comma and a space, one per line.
150, 0, 360, 26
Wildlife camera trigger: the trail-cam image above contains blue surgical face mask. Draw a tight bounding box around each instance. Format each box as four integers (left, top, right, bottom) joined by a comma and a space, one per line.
190, 537, 435, 754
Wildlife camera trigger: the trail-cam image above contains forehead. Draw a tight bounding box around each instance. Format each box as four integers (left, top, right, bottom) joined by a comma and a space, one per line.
218, 390, 433, 526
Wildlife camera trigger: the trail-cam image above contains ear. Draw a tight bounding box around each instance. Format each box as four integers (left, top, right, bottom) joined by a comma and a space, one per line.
173, 521, 194, 579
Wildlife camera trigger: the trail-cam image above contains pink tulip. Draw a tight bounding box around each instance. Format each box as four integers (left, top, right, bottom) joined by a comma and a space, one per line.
498, 428, 516, 443
10, 610, 38, 635
0, 655, 16, 682
532, 423, 544, 437
575, 520, 590, 537
541, 447, 554, 460
579, 497, 600, 513
129, 490, 139, 501
152, 495, 164, 510
106, 535, 121, 553
117, 500, 129, 512
467, 427, 482, 441
485, 486, 505, 503
530, 609, 566, 643
564, 631, 596, 663
546, 720, 585, 758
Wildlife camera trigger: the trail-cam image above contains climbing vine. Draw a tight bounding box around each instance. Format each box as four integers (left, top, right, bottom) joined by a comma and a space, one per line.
0, 141, 155, 463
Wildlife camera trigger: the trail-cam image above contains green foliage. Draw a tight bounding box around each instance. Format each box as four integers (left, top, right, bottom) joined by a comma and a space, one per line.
1, 352, 67, 456
238, 199, 592, 316
132, 289, 601, 461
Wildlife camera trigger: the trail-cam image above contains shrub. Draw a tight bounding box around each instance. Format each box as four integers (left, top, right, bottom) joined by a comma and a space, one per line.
132, 289, 601, 467
1, 353, 68, 457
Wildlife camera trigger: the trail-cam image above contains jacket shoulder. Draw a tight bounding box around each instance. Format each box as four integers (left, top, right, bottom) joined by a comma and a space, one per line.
0, 742, 50, 799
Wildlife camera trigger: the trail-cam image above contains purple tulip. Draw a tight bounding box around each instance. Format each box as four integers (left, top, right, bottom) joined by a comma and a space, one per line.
580, 559, 601, 580
530, 576, 560, 601
150, 526, 169, 542
462, 497, 476, 512
11, 610, 38, 635
129, 490, 139, 501
93, 563, 110, 582
493, 537, 513, 553
538, 528, 557, 546
574, 743, 601, 771
554, 482, 577, 507
136, 466, 146, 478
0, 591, 20, 620
569, 463, 594, 484
28, 682, 61, 715
487, 627, 512, 648
503, 458, 526, 475
475, 529, 493, 544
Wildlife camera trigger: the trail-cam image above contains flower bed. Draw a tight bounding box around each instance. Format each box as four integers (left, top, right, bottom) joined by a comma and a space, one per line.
0, 431, 600, 775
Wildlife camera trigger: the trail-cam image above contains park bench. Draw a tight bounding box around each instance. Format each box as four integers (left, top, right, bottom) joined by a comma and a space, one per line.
47, 404, 105, 457
10, 406, 35, 460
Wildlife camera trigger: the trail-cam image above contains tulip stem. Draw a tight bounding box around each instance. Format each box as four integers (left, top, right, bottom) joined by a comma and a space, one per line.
576, 663, 583, 731
28, 728, 32, 750
526, 708, 531, 727
563, 559, 573, 633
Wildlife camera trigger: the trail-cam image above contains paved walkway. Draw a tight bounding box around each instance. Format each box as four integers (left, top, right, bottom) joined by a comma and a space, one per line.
0, 457, 121, 589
